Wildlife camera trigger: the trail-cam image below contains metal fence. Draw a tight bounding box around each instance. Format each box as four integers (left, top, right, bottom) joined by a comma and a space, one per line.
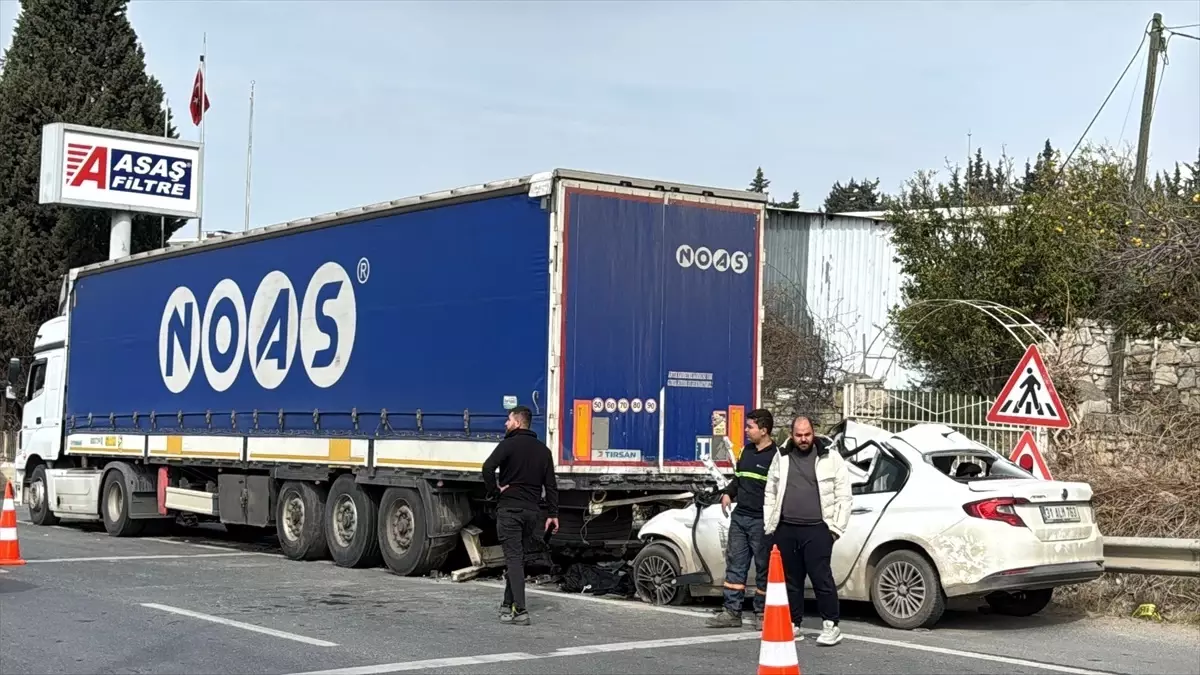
842, 382, 1048, 454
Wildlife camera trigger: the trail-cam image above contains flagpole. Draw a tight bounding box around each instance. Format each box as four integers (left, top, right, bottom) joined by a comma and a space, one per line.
244, 80, 255, 232
196, 32, 207, 241
162, 97, 169, 248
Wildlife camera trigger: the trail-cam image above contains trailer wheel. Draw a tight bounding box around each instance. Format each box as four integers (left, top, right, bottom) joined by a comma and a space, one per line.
325, 475, 381, 568
101, 470, 145, 537
27, 464, 60, 526
377, 487, 445, 576
275, 481, 329, 561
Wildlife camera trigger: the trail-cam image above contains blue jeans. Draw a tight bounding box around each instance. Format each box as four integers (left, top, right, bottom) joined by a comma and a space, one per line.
722, 509, 768, 615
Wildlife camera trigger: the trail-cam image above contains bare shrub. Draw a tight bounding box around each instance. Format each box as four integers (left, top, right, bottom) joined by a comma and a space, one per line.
1050, 400, 1200, 623
760, 283, 843, 427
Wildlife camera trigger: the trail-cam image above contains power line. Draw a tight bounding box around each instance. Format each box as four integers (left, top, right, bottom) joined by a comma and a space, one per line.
1118, 63, 1143, 145
1163, 23, 1199, 30
1057, 20, 1152, 180
1151, 51, 1167, 129
1166, 29, 1199, 41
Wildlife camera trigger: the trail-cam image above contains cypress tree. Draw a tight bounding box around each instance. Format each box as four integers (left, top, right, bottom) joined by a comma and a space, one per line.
0, 0, 183, 369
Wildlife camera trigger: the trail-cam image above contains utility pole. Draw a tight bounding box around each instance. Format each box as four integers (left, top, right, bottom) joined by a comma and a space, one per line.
1113, 13, 1166, 408
1133, 13, 1165, 192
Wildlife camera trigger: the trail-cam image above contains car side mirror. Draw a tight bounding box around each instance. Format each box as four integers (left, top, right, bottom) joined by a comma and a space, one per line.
7, 358, 19, 385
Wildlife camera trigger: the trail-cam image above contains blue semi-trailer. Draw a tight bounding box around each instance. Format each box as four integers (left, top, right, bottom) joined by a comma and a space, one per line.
10, 169, 766, 575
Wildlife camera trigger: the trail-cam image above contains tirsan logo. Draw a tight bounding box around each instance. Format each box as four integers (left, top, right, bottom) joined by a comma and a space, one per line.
66, 142, 194, 200
157, 260, 370, 393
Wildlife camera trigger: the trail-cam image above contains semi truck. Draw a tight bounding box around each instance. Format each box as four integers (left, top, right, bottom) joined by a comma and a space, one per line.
8, 168, 766, 576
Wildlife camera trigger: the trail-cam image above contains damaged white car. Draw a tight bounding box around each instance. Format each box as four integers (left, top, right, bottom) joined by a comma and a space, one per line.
632, 420, 1105, 629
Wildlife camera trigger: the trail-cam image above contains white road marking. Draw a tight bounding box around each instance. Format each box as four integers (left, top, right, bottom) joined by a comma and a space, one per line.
142, 537, 236, 551
0, 568, 9, 574
141, 602, 339, 647
27, 552, 263, 563
284, 633, 762, 675
470, 581, 1111, 675
839, 632, 1111, 675
472, 580, 706, 618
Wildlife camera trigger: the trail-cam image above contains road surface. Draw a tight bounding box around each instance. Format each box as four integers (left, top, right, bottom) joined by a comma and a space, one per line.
1, 510, 1197, 675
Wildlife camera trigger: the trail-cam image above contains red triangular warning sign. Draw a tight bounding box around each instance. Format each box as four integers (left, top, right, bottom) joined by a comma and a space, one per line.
1009, 430, 1053, 480
986, 344, 1071, 429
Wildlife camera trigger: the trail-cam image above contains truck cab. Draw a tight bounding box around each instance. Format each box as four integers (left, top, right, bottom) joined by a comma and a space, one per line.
10, 315, 68, 515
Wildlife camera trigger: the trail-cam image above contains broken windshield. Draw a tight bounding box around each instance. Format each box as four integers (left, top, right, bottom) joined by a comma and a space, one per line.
924, 450, 1034, 482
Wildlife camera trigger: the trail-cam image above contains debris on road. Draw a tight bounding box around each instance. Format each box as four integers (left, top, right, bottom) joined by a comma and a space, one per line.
558, 560, 636, 598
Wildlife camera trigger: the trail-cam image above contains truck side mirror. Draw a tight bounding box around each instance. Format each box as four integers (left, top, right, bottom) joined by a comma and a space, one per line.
7, 358, 19, 385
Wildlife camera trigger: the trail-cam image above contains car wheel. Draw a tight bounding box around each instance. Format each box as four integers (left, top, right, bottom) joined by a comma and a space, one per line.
985, 588, 1054, 617
632, 543, 690, 606
870, 549, 946, 630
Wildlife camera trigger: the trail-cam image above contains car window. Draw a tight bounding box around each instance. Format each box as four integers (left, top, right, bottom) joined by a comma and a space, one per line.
26, 361, 46, 400
848, 441, 910, 495
925, 450, 1032, 482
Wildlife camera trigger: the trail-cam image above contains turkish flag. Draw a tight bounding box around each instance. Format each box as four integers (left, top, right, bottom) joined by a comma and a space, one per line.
189, 63, 211, 126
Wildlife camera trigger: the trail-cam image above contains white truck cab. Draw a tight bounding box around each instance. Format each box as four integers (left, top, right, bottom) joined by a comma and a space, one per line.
10, 315, 68, 512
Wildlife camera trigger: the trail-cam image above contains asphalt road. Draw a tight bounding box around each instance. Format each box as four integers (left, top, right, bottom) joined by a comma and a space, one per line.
1, 510, 1197, 675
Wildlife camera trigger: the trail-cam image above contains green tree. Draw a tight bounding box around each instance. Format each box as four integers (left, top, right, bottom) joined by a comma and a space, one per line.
887, 143, 1199, 395
0, 0, 184, 373
822, 177, 884, 213
748, 167, 770, 193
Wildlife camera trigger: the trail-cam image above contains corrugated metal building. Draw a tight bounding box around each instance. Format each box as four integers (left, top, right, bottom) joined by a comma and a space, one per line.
763, 208, 923, 389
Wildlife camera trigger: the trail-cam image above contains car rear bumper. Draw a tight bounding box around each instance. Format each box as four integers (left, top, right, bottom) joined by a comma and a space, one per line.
944, 561, 1105, 598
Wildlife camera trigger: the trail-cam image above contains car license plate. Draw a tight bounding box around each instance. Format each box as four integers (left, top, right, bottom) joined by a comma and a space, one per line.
1040, 505, 1080, 523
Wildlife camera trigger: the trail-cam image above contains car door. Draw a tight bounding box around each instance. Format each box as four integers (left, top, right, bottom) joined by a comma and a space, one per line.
831, 441, 911, 589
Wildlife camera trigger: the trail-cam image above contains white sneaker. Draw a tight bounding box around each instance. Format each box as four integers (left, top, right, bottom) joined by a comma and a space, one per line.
815, 620, 842, 646
793, 625, 804, 641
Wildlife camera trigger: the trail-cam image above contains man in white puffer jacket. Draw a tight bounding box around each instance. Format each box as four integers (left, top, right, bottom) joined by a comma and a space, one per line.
763, 416, 852, 646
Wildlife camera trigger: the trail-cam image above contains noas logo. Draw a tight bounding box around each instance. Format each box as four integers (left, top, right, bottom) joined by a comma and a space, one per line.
157, 261, 366, 393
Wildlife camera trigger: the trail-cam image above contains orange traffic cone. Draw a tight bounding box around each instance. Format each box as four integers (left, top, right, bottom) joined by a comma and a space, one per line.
0, 480, 26, 566
758, 544, 799, 675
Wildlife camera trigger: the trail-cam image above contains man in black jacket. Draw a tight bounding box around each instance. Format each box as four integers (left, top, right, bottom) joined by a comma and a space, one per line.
482, 405, 559, 626
706, 408, 779, 630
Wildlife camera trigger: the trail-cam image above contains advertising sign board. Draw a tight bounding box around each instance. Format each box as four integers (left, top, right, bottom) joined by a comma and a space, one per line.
39, 123, 203, 219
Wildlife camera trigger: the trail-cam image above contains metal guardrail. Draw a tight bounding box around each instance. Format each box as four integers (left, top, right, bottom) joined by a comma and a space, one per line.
1103, 536, 1200, 577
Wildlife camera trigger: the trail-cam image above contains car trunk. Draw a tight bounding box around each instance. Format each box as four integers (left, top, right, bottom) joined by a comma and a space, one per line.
968, 479, 1096, 542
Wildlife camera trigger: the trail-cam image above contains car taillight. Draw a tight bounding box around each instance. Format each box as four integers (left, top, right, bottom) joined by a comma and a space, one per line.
963, 497, 1029, 527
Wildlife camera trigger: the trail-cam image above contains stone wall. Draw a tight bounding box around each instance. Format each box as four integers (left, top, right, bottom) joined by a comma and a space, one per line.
1054, 320, 1200, 414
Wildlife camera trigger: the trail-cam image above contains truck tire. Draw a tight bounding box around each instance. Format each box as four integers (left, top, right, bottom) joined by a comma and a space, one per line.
275, 481, 329, 561
324, 475, 381, 568
27, 464, 60, 526
101, 469, 145, 537
377, 487, 447, 576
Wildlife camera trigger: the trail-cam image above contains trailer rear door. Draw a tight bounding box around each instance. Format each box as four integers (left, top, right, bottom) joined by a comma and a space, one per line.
555, 182, 762, 472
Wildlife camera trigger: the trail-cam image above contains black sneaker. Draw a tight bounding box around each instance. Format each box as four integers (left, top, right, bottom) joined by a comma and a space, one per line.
510, 610, 531, 626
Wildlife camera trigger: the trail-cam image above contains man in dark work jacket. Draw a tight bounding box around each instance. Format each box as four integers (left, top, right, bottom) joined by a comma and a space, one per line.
706, 408, 779, 630
482, 405, 559, 626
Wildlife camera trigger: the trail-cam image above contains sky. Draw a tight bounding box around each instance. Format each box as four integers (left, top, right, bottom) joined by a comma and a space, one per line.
1, 0, 1198, 242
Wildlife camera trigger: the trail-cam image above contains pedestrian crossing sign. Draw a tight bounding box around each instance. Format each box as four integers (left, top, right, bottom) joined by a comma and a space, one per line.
986, 344, 1071, 429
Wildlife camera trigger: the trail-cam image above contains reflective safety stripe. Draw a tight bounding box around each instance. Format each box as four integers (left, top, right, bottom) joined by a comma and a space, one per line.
735, 471, 767, 482
723, 581, 746, 590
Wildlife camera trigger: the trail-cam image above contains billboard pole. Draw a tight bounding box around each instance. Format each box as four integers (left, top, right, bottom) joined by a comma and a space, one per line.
109, 210, 132, 260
